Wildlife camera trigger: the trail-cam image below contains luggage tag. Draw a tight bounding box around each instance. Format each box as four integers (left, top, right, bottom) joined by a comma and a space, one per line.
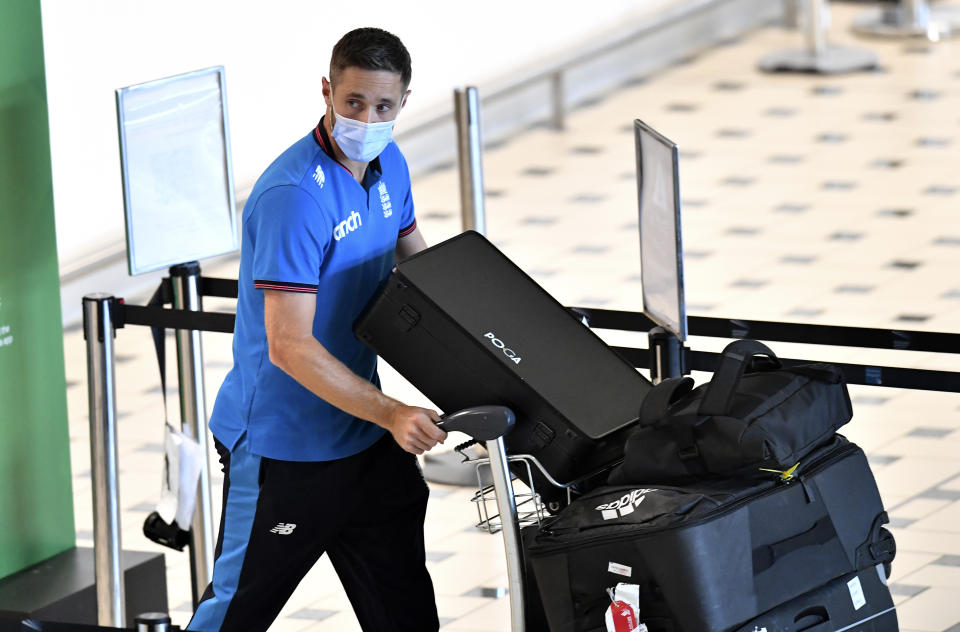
605, 584, 649, 632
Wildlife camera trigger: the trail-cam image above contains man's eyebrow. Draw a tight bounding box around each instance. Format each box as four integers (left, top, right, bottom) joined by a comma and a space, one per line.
345, 91, 396, 105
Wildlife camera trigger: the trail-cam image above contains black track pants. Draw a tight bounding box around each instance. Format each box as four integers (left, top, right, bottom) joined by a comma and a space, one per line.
187, 433, 439, 632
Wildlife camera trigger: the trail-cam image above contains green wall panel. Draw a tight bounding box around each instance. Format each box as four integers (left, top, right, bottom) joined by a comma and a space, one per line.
0, 0, 76, 579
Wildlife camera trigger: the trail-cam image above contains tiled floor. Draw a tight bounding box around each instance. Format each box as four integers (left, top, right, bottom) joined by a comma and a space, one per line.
62, 3, 960, 631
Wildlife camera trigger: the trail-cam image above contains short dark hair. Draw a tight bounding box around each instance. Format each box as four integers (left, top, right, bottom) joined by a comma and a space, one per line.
330, 28, 412, 90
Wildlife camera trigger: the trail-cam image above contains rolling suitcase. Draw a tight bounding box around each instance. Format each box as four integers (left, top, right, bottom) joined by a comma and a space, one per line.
354, 231, 652, 498
732, 565, 897, 632
524, 436, 896, 632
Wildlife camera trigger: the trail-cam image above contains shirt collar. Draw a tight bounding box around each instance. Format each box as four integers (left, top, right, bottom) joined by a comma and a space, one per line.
313, 116, 383, 179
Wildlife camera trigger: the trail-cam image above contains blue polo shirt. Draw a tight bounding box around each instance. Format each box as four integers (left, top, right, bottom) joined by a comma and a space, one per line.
209, 118, 417, 461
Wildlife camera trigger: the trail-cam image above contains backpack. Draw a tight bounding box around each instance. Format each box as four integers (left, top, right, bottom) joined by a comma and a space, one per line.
609, 339, 853, 485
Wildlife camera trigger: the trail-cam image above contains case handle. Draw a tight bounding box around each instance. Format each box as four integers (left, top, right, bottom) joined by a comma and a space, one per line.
639, 376, 695, 427
699, 339, 780, 416
753, 517, 836, 574
794, 605, 831, 632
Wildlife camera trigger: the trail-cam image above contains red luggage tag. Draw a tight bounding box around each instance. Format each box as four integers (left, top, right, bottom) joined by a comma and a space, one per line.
609, 599, 638, 632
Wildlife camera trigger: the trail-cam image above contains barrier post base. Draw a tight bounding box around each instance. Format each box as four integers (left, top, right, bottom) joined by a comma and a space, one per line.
758, 46, 879, 74
852, 5, 960, 40
0, 547, 168, 628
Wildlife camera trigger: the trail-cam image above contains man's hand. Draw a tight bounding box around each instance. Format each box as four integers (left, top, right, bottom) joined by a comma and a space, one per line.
385, 405, 447, 455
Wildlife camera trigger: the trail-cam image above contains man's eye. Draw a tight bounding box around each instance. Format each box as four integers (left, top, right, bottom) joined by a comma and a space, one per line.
377, 104, 391, 112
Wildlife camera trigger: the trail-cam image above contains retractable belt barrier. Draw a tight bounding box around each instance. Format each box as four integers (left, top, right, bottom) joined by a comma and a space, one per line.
81, 274, 241, 623
115, 277, 238, 334
106, 284, 959, 394
571, 307, 960, 393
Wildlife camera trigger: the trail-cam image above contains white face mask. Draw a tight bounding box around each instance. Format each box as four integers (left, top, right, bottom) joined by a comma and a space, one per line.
331, 108, 396, 162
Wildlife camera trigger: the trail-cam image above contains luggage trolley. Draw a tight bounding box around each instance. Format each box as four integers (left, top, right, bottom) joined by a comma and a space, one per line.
441, 406, 609, 632
462, 451, 579, 632
435, 406, 533, 632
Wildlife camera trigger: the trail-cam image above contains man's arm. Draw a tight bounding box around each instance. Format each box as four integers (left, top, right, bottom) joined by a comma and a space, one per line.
395, 225, 428, 262
264, 289, 446, 454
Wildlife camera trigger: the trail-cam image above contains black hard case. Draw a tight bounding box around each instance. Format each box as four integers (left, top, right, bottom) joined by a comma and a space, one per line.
354, 231, 652, 487
732, 565, 897, 632
524, 437, 895, 632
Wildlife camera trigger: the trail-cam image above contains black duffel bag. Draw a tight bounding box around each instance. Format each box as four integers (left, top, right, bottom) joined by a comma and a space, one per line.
609, 339, 853, 485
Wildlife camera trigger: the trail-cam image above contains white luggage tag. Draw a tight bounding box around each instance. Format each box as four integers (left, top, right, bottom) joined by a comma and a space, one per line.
156, 422, 203, 527
604, 583, 648, 632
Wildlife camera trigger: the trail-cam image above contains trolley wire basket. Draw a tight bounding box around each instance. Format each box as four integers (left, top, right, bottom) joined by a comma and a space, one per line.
458, 448, 580, 534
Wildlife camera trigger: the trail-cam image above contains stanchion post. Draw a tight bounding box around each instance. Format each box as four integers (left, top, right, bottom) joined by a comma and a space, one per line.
454, 86, 487, 235
851, 0, 960, 39
169, 262, 216, 606
550, 71, 565, 131
760, 0, 878, 72
135, 612, 172, 631
648, 326, 685, 383
427, 96, 490, 486
83, 293, 126, 627
783, 0, 801, 29
804, 0, 828, 57
484, 437, 525, 632
905, 0, 928, 24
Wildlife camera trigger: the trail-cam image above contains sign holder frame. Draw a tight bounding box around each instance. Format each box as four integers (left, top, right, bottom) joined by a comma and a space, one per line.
115, 65, 238, 277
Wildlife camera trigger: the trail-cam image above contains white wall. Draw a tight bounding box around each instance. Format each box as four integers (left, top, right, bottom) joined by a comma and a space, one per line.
40, 0, 674, 274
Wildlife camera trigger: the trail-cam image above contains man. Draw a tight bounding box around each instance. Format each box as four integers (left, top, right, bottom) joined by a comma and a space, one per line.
187, 27, 447, 632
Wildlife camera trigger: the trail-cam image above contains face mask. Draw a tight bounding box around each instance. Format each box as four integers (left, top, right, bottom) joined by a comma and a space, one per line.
330, 108, 396, 162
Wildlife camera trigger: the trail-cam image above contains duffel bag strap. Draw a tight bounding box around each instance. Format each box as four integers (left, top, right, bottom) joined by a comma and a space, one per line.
788, 363, 845, 384
639, 376, 695, 427
699, 339, 780, 416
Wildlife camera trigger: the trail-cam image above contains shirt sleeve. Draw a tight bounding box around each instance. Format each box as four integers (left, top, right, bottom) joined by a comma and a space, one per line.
397, 156, 417, 238
248, 186, 330, 293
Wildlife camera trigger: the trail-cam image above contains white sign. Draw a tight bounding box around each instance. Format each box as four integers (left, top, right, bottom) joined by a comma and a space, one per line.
635, 120, 687, 340
117, 66, 238, 275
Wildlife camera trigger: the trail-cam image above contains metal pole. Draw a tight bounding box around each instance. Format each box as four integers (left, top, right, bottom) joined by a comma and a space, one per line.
851, 0, 959, 39
484, 437, 525, 632
783, 0, 800, 30
135, 612, 172, 632
904, 0, 929, 25
550, 71, 565, 131
169, 262, 215, 606
454, 86, 487, 235
760, 0, 877, 72
805, 0, 828, 57
83, 294, 126, 627
648, 326, 684, 383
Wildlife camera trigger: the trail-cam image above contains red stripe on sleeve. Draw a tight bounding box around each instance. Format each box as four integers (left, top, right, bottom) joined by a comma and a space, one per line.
398, 219, 417, 238
254, 283, 318, 294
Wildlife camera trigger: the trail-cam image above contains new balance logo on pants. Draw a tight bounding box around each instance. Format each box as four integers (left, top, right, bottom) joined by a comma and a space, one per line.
270, 523, 296, 535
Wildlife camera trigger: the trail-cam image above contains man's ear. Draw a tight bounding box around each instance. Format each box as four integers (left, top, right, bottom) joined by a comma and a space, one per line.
322, 77, 332, 107
400, 89, 411, 109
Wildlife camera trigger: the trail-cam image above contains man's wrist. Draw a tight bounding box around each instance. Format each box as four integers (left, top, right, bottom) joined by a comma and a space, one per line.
377, 398, 405, 430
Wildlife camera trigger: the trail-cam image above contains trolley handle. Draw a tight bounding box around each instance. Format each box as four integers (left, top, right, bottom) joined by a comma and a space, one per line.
436, 405, 516, 441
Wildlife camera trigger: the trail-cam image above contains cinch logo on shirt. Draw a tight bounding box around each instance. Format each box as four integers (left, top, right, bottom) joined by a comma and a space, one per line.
334, 210, 363, 241
378, 181, 392, 218
312, 164, 325, 188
